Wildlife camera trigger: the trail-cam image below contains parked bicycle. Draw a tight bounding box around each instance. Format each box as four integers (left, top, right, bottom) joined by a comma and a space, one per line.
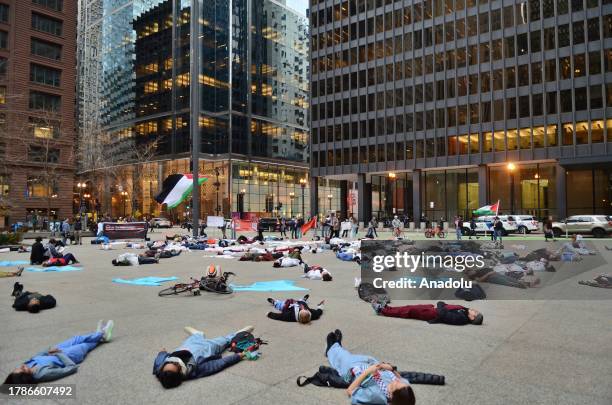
424, 227, 446, 239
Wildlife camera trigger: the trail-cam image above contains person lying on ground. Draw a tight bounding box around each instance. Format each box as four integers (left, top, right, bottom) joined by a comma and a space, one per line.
302, 264, 333, 281
12, 283, 56, 313
3, 321, 113, 384
111, 252, 159, 266
239, 251, 279, 262
372, 301, 483, 326
324, 329, 415, 405
273, 256, 302, 268
0, 267, 24, 278
143, 249, 181, 259
30, 237, 46, 265
42, 253, 79, 267
153, 325, 256, 389
464, 267, 530, 288
266, 294, 324, 323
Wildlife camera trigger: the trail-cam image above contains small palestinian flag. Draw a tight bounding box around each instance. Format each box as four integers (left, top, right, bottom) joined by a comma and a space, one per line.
472, 200, 500, 216
155, 174, 207, 208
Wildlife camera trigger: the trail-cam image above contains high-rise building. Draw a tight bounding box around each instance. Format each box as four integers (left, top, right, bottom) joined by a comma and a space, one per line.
309, 0, 612, 224
77, 0, 309, 221
0, 0, 77, 228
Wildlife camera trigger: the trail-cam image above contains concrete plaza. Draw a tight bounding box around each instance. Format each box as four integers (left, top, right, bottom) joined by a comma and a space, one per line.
1, 230, 612, 405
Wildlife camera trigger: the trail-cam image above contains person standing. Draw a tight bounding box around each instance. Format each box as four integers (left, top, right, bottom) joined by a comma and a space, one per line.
60, 219, 70, 245
290, 217, 297, 239
469, 216, 478, 240
350, 216, 358, 239
280, 217, 287, 238
330, 213, 340, 238
74, 218, 82, 245
296, 217, 304, 239
455, 215, 463, 240
543, 216, 555, 241
493, 217, 504, 244
256, 218, 264, 241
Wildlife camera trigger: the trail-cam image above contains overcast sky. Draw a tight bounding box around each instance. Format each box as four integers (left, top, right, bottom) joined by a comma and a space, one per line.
286, 0, 308, 16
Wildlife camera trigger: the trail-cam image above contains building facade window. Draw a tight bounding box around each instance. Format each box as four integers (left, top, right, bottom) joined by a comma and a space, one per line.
31, 13, 62, 36
0, 3, 8, 23
26, 176, 58, 198
32, 0, 63, 12
31, 38, 62, 60
30, 63, 61, 87
29, 91, 60, 111
28, 145, 60, 163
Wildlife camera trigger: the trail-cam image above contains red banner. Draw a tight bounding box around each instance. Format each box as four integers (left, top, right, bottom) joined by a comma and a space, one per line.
234, 219, 257, 232
301, 217, 317, 235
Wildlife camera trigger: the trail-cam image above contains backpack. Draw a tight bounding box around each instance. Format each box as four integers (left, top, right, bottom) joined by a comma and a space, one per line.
357, 282, 391, 305
229, 331, 266, 353
454, 283, 487, 301
296, 366, 446, 388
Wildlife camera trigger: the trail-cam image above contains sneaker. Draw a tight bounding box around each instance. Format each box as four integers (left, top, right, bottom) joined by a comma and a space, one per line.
371, 302, 383, 314
266, 298, 274, 305
101, 320, 114, 342
96, 320, 104, 333
236, 325, 254, 334
184, 326, 202, 336
302, 294, 310, 302
325, 332, 337, 356
11, 282, 23, 297
154, 252, 161, 261
16, 267, 24, 277
334, 329, 343, 345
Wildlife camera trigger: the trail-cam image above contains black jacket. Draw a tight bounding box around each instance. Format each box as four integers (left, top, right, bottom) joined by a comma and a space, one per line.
30, 241, 46, 264
428, 301, 470, 325
267, 301, 323, 322
13, 292, 57, 311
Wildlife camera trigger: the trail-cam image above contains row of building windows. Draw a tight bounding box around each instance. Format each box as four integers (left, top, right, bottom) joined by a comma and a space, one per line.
312, 0, 610, 28
30, 63, 61, 87
314, 49, 612, 99
312, 84, 612, 137
312, 15, 612, 74
29, 90, 60, 111
31, 12, 62, 36
31, 38, 62, 60
312, 120, 612, 168
32, 0, 63, 12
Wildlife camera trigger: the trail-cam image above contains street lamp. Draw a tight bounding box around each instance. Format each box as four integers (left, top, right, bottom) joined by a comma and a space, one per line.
120, 191, 128, 217
507, 163, 516, 214
77, 182, 86, 219
299, 178, 307, 218
327, 193, 333, 211
289, 192, 295, 217
213, 168, 221, 216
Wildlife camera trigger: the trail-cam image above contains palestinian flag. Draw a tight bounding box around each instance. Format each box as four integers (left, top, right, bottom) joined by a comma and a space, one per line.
472, 200, 500, 216
155, 174, 207, 208
301, 216, 317, 235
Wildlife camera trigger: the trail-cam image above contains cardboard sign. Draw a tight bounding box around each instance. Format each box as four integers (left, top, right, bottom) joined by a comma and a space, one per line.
206, 216, 225, 227
102, 222, 147, 240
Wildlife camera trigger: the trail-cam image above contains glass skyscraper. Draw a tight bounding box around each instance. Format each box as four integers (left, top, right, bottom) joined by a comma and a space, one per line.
309, 0, 612, 223
77, 0, 309, 220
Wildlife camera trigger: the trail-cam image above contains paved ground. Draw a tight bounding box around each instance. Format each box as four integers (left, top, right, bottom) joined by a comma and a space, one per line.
1, 229, 612, 405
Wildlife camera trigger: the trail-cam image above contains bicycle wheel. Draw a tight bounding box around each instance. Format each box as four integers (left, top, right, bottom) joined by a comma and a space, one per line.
158, 284, 190, 297
201, 281, 233, 294
424, 230, 432, 238
438, 231, 446, 238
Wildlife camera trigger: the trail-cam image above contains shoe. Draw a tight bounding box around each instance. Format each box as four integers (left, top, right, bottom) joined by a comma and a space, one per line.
236, 325, 254, 334
154, 252, 161, 261
325, 332, 337, 356
11, 282, 23, 297
267, 298, 274, 305
101, 320, 114, 342
371, 302, 383, 314
302, 294, 310, 302
334, 329, 343, 345
96, 320, 104, 333
16, 267, 24, 277
184, 326, 202, 336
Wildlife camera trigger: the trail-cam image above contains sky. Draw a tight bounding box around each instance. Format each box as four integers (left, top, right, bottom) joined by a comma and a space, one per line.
285, 0, 309, 16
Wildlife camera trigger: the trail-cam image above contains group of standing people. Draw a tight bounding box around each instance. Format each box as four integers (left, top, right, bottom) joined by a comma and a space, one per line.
279, 217, 305, 239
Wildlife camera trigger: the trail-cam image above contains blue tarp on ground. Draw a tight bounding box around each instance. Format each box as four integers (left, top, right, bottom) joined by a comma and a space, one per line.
26, 266, 82, 272
230, 279, 308, 292
112, 276, 178, 286
0, 261, 29, 267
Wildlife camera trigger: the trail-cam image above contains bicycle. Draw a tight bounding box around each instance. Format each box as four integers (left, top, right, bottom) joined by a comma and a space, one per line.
158, 277, 202, 297
392, 227, 404, 239
424, 227, 446, 238
200, 271, 235, 294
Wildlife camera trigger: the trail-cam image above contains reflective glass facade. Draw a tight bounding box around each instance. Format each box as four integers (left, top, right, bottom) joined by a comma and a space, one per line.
78, 0, 309, 218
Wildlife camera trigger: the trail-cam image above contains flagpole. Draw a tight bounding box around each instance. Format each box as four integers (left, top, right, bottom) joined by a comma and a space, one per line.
190, 0, 201, 238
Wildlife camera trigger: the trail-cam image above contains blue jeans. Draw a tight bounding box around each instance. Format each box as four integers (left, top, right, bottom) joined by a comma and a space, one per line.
456, 228, 462, 240
327, 343, 374, 379
180, 332, 235, 360
273, 299, 286, 311
55, 332, 103, 364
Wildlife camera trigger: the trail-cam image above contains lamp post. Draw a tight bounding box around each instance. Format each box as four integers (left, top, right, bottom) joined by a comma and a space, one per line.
213, 168, 221, 217
120, 191, 128, 217
299, 178, 306, 218
289, 192, 295, 217
77, 182, 86, 220
507, 163, 516, 214
327, 193, 333, 211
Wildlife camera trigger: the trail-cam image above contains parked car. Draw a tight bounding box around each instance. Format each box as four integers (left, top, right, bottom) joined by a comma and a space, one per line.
464, 215, 518, 236
512, 215, 540, 234
149, 217, 172, 228
552, 215, 612, 238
